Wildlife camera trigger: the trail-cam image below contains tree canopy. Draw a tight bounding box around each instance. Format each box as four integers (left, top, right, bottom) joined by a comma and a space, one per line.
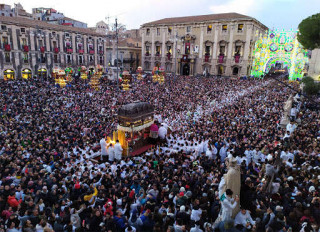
297, 13, 320, 50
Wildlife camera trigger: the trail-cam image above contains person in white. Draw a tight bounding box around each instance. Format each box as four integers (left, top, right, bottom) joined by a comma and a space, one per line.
114, 140, 123, 161
221, 189, 239, 221
234, 208, 255, 230
158, 124, 168, 140
108, 143, 115, 162
100, 137, 108, 161
286, 121, 296, 134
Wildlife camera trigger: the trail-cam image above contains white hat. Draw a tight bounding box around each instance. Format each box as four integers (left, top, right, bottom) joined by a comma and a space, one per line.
309, 186, 316, 193
116, 199, 122, 206
275, 206, 283, 211
180, 205, 185, 212
287, 176, 294, 181
180, 187, 186, 192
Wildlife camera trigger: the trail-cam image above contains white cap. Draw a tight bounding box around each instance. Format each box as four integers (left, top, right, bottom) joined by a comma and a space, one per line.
309, 186, 316, 193
180, 205, 185, 212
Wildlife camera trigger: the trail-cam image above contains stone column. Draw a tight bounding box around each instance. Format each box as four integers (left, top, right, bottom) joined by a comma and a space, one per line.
161, 27, 166, 68
141, 31, 145, 69
242, 24, 253, 76
151, 29, 155, 68
226, 24, 234, 76
211, 25, 219, 74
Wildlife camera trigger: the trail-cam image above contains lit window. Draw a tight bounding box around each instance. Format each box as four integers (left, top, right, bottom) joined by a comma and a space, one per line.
207, 25, 212, 33
186, 26, 191, 33
238, 24, 244, 31
222, 25, 228, 31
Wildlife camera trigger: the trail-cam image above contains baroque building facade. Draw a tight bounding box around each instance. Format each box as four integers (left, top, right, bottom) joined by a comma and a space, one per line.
141, 13, 268, 76
0, 15, 107, 79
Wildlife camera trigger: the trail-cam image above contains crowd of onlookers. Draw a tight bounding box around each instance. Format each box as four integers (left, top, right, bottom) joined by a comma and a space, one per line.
0, 75, 319, 232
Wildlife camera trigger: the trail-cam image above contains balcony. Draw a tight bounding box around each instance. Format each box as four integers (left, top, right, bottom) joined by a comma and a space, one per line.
78, 49, 84, 54
23, 45, 29, 52
40, 46, 45, 53
4, 44, 11, 51
66, 48, 73, 53
98, 50, 104, 55
89, 50, 95, 54
218, 54, 226, 63
204, 54, 211, 63
166, 53, 172, 60
233, 55, 242, 64
54, 47, 59, 53
144, 56, 151, 61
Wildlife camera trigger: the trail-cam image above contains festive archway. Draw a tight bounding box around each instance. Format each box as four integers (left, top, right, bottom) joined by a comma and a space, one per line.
251, 30, 308, 80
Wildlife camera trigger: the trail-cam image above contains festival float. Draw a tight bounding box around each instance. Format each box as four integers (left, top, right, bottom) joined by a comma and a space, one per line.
113, 102, 154, 155
158, 67, 165, 84
137, 66, 143, 80
55, 70, 67, 87
65, 67, 73, 82
121, 70, 132, 91
152, 67, 159, 83
80, 66, 88, 80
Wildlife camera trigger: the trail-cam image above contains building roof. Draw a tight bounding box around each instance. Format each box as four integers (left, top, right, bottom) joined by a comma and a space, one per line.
0, 15, 104, 36
62, 17, 86, 25
142, 12, 265, 27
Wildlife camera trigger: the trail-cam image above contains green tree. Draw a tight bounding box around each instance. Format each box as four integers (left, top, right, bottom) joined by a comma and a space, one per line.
297, 13, 320, 50
302, 76, 320, 95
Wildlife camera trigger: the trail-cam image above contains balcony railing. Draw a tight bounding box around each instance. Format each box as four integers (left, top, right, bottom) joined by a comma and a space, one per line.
218, 54, 226, 63
4, 44, 11, 51
233, 55, 242, 64
78, 49, 84, 54
66, 48, 73, 53
89, 50, 95, 54
54, 47, 59, 53
40, 47, 45, 53
204, 55, 211, 63
23, 45, 29, 52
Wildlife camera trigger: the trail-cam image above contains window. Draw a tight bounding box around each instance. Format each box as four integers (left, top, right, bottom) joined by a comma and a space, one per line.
156, 28, 160, 36
89, 56, 94, 63
66, 54, 72, 64
54, 54, 58, 63
185, 43, 190, 55
207, 25, 212, 33
21, 38, 27, 46
146, 28, 150, 36
4, 52, 10, 63
205, 46, 211, 55
235, 46, 241, 55
98, 45, 103, 51
39, 40, 43, 47
40, 54, 46, 63
79, 55, 83, 64
168, 27, 172, 35
23, 53, 28, 63
20, 28, 25, 33
145, 62, 150, 70
155, 46, 160, 56
222, 25, 228, 31
186, 26, 191, 33
99, 56, 103, 65
219, 46, 225, 55
65, 33, 70, 38
238, 24, 244, 31
2, 36, 8, 44
145, 46, 150, 55
167, 45, 172, 54
53, 41, 57, 48
1, 25, 7, 31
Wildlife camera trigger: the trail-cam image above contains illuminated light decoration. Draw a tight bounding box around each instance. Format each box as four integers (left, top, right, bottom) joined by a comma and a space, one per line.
269, 43, 278, 52
251, 29, 308, 80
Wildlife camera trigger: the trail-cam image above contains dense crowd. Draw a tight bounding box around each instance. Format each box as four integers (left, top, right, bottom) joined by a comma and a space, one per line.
0, 75, 319, 232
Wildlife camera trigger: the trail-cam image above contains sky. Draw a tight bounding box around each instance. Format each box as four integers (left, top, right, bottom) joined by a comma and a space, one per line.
2, 0, 320, 30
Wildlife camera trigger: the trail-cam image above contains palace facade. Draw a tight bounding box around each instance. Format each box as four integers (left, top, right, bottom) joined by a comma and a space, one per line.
0, 15, 107, 79
141, 13, 268, 76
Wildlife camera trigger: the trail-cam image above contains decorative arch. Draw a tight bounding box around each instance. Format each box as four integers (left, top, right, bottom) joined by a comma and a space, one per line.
251, 30, 308, 80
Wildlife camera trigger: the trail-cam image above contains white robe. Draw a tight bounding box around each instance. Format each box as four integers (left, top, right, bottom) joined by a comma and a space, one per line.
108, 146, 115, 162
114, 143, 123, 161
100, 138, 108, 157
221, 196, 237, 221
